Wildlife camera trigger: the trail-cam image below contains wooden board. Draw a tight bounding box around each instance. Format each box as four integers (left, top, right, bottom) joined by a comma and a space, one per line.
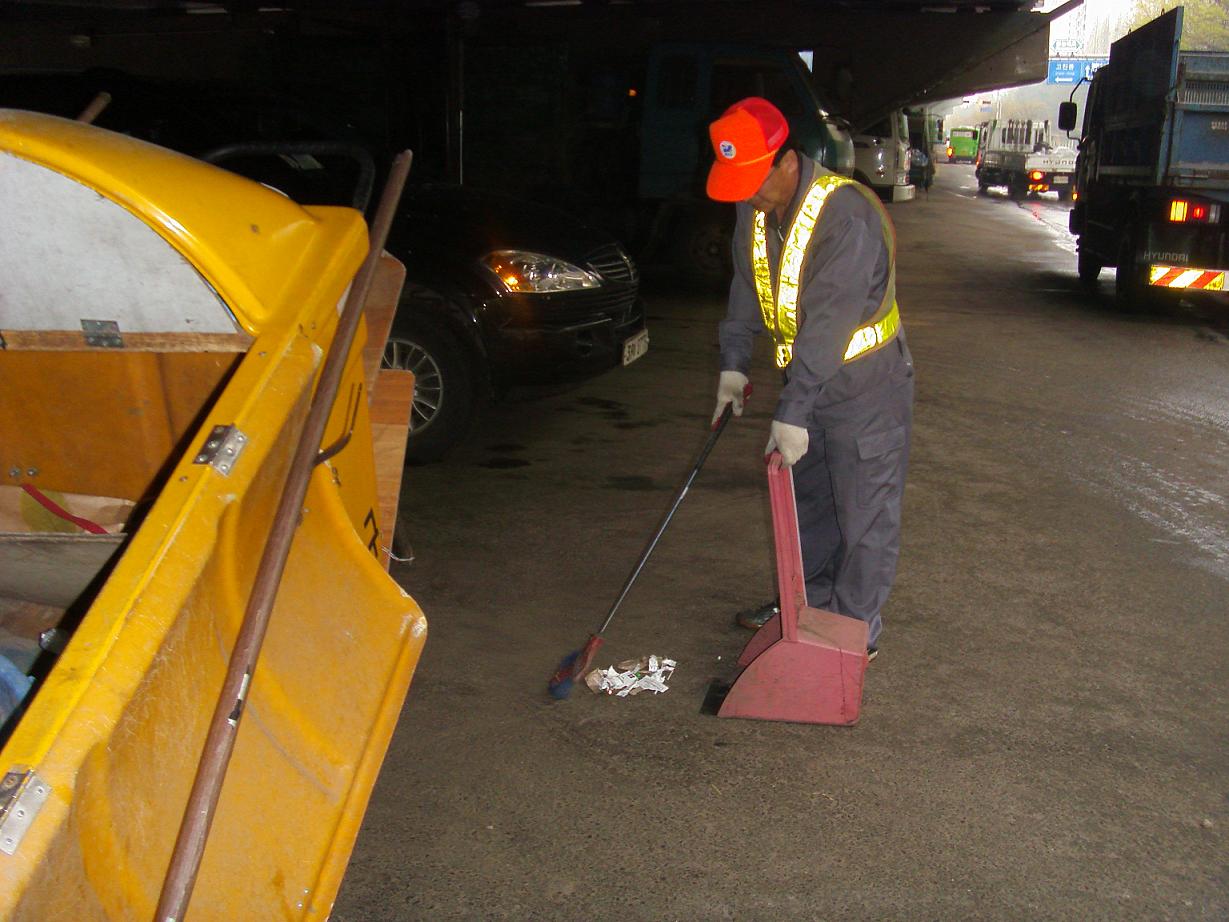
368, 368, 414, 570
0, 330, 251, 352
0, 597, 65, 644
0, 349, 239, 500
361, 253, 407, 399
0, 533, 125, 608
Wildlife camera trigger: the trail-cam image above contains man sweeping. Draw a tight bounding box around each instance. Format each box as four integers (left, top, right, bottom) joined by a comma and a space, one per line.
707, 97, 914, 659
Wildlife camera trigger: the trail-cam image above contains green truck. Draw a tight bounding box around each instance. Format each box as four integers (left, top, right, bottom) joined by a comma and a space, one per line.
946, 126, 979, 163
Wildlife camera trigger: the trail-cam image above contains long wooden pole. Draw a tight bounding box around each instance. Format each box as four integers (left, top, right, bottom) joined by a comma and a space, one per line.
154, 150, 412, 922
76, 91, 111, 124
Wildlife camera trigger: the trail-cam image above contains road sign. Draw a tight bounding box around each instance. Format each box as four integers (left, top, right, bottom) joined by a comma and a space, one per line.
1047, 57, 1108, 85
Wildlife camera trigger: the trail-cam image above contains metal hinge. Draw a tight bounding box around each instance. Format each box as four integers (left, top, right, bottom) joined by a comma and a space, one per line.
192, 424, 249, 476
81, 319, 124, 348
0, 768, 51, 856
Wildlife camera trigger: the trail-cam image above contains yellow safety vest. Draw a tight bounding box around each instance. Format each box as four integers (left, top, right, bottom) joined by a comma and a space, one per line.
752, 174, 901, 369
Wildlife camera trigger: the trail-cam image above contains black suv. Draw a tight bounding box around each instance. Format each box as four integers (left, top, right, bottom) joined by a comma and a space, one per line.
1, 71, 647, 461
381, 184, 644, 460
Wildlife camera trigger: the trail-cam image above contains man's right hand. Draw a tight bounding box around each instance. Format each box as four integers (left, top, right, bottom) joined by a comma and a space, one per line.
712, 370, 750, 427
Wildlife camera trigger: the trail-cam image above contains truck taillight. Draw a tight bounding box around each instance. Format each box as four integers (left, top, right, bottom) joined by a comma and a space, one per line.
1028, 170, 1044, 181
1169, 199, 1221, 223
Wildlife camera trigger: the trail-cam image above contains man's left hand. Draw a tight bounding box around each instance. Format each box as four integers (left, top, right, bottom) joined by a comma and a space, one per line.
765, 420, 809, 466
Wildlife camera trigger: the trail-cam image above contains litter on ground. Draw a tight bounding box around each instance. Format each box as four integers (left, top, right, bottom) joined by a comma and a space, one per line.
585, 655, 677, 697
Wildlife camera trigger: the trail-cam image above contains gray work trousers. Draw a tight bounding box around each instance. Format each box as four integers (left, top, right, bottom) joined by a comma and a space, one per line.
792, 371, 914, 646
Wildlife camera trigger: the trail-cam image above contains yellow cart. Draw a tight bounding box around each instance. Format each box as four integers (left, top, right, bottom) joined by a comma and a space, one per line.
0, 111, 423, 919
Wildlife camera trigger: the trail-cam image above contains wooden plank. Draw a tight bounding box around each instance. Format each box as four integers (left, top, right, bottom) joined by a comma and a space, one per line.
0, 597, 66, 644
0, 533, 125, 608
368, 367, 414, 571
0, 350, 237, 500
0, 329, 251, 352
361, 253, 407, 400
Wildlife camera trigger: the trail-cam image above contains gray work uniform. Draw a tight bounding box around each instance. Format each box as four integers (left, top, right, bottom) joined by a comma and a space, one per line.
719, 155, 914, 645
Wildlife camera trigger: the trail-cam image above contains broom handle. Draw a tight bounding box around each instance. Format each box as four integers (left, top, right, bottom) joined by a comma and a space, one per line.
596, 387, 747, 636
155, 151, 412, 922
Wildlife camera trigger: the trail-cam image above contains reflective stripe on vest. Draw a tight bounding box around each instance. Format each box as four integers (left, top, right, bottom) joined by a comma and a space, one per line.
752, 174, 900, 369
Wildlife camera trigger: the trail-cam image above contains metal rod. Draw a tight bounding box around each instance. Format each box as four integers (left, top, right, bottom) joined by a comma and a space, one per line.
154, 150, 412, 922
597, 401, 735, 635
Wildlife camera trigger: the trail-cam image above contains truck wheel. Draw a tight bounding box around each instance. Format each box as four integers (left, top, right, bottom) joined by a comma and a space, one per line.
1077, 250, 1102, 290
1008, 178, 1027, 201
382, 315, 476, 463
976, 182, 989, 196
675, 218, 732, 289
1113, 231, 1153, 312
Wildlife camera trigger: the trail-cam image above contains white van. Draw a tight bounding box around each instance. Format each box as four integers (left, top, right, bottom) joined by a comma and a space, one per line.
852, 109, 915, 202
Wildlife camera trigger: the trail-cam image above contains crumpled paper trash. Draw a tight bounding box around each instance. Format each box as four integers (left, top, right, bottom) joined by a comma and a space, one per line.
585, 655, 677, 697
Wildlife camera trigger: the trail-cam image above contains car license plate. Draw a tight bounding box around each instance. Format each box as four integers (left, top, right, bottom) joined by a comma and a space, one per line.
622, 329, 649, 366
1052, 176, 1069, 184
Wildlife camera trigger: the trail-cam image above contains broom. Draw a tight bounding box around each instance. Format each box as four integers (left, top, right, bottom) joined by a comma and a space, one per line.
548, 388, 747, 698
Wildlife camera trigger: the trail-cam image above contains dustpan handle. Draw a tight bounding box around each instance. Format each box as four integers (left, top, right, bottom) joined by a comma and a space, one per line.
766, 453, 804, 643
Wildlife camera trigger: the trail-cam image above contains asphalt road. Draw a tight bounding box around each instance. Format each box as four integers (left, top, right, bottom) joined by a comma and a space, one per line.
333, 164, 1229, 920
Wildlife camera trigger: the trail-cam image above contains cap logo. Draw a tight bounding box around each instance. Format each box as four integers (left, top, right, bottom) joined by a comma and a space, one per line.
719, 140, 736, 159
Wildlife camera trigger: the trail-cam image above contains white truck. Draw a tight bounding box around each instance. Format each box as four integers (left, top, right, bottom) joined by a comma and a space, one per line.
853, 108, 915, 203
976, 118, 1076, 200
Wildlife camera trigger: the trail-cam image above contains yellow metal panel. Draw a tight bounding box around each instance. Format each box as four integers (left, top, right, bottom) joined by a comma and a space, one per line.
0, 110, 368, 337
0, 113, 424, 918
1, 331, 426, 921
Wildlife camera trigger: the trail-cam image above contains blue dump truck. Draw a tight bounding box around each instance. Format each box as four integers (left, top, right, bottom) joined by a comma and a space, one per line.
461, 41, 854, 286
1061, 7, 1229, 307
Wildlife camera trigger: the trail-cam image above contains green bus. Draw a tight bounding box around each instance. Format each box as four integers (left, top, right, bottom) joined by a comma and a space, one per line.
946, 126, 979, 163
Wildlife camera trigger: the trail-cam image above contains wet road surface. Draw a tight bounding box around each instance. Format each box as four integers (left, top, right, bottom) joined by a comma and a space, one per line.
333, 163, 1229, 920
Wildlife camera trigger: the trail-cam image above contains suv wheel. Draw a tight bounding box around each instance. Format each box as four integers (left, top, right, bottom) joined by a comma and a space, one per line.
382, 318, 475, 463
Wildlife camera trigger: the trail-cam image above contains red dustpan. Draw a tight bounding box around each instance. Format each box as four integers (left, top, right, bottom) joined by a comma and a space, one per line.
718, 453, 868, 725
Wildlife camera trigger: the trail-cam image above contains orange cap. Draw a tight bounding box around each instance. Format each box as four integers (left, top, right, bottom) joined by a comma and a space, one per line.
706, 97, 790, 202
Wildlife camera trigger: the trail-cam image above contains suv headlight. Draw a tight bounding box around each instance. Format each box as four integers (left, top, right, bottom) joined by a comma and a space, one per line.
482, 250, 601, 294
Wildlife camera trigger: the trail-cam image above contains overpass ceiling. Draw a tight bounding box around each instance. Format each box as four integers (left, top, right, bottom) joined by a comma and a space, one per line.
2, 0, 1070, 127
453, 0, 1074, 128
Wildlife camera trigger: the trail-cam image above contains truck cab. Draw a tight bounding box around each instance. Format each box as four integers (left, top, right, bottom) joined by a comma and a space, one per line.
852, 109, 915, 203
1062, 7, 1229, 306
638, 43, 855, 282
976, 118, 1075, 200
459, 38, 854, 286
639, 44, 853, 199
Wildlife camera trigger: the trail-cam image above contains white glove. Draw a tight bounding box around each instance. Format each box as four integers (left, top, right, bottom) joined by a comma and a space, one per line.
765, 420, 809, 467
712, 370, 749, 427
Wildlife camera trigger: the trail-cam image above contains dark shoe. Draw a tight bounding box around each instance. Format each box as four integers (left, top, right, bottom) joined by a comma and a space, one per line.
867, 646, 878, 662
736, 600, 780, 631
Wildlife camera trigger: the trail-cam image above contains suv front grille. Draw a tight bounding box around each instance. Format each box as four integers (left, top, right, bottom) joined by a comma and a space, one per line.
584, 244, 639, 285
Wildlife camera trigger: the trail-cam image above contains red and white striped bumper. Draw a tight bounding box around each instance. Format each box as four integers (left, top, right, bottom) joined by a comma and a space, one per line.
1148, 265, 1227, 290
